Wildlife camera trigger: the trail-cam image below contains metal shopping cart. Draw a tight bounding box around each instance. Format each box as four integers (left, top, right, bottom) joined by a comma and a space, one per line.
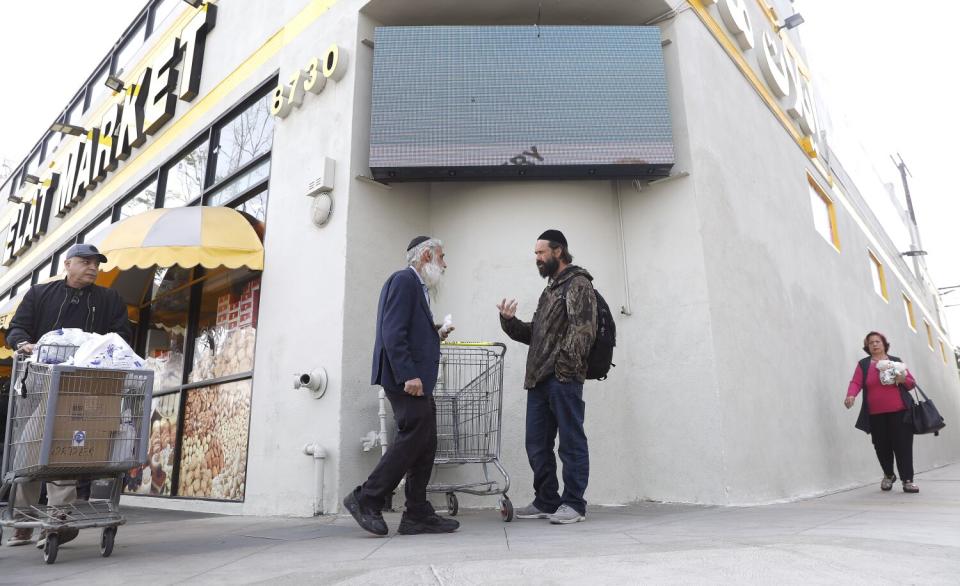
427, 342, 513, 521
1, 345, 153, 564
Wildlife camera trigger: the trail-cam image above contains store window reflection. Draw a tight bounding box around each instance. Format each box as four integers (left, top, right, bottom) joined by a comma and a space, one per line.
206, 160, 269, 208
144, 267, 192, 391
119, 179, 159, 220
80, 213, 112, 244
214, 93, 274, 183
163, 142, 208, 208
125, 393, 180, 495
191, 268, 261, 384
233, 191, 269, 224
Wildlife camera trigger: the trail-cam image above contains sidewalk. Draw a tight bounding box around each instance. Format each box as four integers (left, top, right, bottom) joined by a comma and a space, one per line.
2, 464, 959, 585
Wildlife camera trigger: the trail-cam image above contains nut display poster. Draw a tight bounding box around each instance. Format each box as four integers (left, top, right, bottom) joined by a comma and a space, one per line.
125, 393, 179, 495
179, 380, 252, 500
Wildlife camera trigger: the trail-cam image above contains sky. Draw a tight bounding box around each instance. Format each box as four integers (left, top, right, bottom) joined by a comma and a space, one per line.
0, 0, 957, 340
793, 0, 960, 339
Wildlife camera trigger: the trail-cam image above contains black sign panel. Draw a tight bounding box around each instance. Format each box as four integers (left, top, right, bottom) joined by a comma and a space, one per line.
370, 26, 675, 182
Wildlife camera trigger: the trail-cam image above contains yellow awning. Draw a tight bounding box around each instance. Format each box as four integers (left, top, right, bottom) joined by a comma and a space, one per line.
90, 206, 264, 272
0, 293, 25, 359
0, 292, 25, 332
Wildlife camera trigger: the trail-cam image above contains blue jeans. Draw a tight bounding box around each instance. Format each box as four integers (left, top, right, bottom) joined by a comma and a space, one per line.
526, 376, 589, 516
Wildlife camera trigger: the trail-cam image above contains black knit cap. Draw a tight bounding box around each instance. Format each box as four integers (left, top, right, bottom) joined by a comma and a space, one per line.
407, 235, 431, 251
538, 229, 567, 248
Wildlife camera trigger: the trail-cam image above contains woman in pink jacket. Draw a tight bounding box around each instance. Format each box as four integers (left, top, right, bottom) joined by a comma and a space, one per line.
845, 331, 919, 493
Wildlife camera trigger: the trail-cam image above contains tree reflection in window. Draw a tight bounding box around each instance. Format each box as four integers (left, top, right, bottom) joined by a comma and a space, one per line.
120, 179, 158, 220
207, 160, 269, 208
164, 142, 208, 208
146, 266, 193, 391
232, 190, 269, 224
214, 94, 274, 183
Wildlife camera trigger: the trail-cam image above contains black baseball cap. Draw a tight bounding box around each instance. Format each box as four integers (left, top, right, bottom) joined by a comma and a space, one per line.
65, 243, 108, 263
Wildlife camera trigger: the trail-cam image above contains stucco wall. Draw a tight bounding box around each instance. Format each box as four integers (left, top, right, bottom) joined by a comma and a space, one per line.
674, 9, 960, 503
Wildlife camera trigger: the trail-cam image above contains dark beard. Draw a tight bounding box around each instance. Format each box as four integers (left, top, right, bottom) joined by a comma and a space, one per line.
537, 257, 559, 278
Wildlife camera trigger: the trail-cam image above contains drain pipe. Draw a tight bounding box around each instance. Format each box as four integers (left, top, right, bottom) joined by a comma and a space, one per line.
362, 388, 391, 454
303, 443, 327, 516
378, 388, 389, 456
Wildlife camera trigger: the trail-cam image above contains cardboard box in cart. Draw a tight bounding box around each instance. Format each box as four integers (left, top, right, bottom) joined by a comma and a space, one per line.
47, 368, 125, 467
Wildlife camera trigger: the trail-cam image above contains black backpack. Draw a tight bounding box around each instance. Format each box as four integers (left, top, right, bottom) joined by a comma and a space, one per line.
562, 279, 616, 380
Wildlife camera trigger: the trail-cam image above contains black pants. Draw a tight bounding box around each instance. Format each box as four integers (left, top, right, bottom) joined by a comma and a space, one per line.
359, 393, 437, 518
870, 410, 914, 481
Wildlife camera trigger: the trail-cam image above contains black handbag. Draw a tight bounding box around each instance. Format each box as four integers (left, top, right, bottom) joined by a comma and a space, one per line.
906, 385, 946, 436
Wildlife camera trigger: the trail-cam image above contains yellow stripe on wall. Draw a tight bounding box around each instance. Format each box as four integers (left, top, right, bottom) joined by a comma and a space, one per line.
686, 0, 831, 182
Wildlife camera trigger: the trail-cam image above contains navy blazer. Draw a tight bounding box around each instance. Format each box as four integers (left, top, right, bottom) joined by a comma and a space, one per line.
371, 268, 440, 396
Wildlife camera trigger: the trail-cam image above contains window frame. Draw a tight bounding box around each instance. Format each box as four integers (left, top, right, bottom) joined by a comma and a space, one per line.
807, 173, 841, 251
923, 320, 934, 350
902, 293, 917, 331
79, 211, 114, 244
867, 250, 888, 301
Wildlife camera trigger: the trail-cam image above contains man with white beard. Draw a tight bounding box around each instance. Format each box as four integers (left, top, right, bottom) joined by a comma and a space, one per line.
343, 236, 460, 536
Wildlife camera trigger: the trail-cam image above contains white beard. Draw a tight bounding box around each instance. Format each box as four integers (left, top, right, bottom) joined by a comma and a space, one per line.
420, 260, 444, 298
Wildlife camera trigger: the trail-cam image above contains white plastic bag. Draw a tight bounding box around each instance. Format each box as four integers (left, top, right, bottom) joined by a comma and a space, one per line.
439, 314, 455, 337
73, 333, 147, 370
34, 328, 95, 364
110, 408, 138, 464
876, 359, 907, 386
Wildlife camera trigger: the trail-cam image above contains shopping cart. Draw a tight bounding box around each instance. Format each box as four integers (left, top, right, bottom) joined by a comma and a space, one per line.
1, 344, 153, 564
427, 342, 513, 521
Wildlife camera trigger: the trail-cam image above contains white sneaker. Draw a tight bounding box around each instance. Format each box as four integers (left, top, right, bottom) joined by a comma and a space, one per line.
549, 504, 585, 524
515, 502, 550, 519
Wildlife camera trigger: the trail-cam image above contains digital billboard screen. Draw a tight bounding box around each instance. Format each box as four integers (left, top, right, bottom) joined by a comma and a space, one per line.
370, 26, 675, 182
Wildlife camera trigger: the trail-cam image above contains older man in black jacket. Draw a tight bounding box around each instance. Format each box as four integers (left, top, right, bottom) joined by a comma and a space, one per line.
343, 236, 459, 537
4, 243, 131, 548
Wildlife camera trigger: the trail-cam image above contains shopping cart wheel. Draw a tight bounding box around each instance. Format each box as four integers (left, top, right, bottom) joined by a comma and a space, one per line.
43, 533, 60, 564
499, 496, 514, 522
100, 526, 117, 557
446, 493, 459, 516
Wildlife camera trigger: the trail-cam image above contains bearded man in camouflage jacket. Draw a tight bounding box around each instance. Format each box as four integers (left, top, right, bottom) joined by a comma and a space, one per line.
498, 229, 596, 525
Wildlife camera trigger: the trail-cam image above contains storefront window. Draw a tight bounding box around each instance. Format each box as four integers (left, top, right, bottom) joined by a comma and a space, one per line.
190, 268, 260, 383
163, 142, 208, 208
50, 243, 73, 279
25, 151, 40, 178
206, 160, 270, 208
87, 66, 110, 113
232, 190, 269, 224
179, 380, 252, 500
10, 276, 30, 297
119, 178, 159, 220
213, 94, 274, 183
118, 79, 275, 502
80, 213, 112, 244
65, 98, 83, 126
115, 20, 146, 75
144, 267, 193, 391
32, 259, 52, 283
125, 392, 180, 495
151, 0, 181, 30
43, 131, 60, 159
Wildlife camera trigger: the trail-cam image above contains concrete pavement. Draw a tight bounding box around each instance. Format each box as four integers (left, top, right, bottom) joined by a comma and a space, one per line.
2, 464, 959, 584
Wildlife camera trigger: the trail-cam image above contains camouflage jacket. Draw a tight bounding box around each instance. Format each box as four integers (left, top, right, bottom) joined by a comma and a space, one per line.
500, 265, 597, 389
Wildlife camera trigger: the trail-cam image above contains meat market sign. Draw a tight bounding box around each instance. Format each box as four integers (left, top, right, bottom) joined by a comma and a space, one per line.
2, 5, 216, 266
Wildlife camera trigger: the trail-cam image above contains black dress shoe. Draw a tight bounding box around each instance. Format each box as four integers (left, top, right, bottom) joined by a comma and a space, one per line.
343, 489, 388, 536
398, 513, 460, 535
